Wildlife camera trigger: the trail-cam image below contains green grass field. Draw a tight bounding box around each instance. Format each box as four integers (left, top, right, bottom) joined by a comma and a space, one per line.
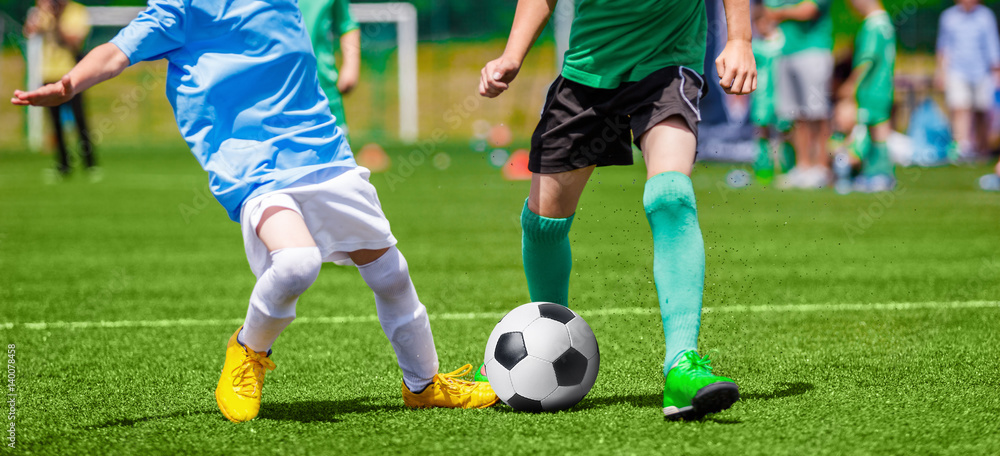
1, 141, 999, 455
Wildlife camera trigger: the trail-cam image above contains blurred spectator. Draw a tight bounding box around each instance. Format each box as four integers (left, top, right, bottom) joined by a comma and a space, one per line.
24, 0, 97, 182
765, 0, 834, 189
299, 0, 360, 140
935, 0, 1000, 161
750, 3, 795, 186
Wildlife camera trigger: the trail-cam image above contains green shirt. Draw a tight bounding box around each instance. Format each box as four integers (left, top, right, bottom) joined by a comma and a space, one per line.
751, 32, 785, 126
298, 0, 359, 103
561, 0, 707, 89
764, 0, 832, 55
854, 11, 895, 104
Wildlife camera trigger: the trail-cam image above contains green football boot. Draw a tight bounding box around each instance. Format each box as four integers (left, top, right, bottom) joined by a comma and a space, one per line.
473, 362, 488, 382
663, 351, 739, 421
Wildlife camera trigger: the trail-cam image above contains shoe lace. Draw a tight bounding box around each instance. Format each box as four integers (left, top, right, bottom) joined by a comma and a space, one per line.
430, 364, 478, 395
230, 348, 276, 398
683, 351, 715, 374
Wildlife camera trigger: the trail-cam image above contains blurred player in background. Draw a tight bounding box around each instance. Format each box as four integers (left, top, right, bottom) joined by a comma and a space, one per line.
750, 3, 794, 186
480, 0, 755, 420
12, 0, 497, 423
840, 0, 896, 192
765, 0, 833, 189
24, 0, 97, 182
935, 0, 1000, 161
299, 0, 360, 139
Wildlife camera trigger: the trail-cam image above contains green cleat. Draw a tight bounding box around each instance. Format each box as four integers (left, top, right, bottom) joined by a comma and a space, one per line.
473, 362, 488, 382
663, 351, 739, 421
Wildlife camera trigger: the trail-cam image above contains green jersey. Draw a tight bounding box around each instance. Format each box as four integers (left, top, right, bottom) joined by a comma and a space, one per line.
561, 0, 707, 89
299, 0, 359, 127
764, 0, 833, 55
751, 32, 785, 127
854, 12, 895, 104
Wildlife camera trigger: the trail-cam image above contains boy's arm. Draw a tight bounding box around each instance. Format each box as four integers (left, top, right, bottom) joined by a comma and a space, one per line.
11, 43, 129, 107
479, 0, 558, 98
716, 0, 757, 95
337, 29, 361, 94
766, 0, 820, 22
839, 62, 871, 100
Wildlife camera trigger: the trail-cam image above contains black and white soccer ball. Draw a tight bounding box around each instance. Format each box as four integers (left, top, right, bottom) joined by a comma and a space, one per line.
483, 302, 599, 412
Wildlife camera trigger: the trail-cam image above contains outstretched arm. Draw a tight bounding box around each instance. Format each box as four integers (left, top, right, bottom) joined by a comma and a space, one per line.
716, 0, 757, 95
11, 43, 130, 107
479, 0, 558, 98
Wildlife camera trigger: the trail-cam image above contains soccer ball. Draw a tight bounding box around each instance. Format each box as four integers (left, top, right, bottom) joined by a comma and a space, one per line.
483, 302, 599, 412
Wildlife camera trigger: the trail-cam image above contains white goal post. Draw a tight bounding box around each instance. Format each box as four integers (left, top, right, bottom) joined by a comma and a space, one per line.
26, 2, 418, 150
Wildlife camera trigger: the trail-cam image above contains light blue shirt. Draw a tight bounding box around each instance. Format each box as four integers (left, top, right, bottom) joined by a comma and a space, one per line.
937, 4, 1000, 83
110, 0, 356, 221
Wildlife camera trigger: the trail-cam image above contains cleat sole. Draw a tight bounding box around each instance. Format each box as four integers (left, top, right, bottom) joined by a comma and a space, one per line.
664, 381, 739, 421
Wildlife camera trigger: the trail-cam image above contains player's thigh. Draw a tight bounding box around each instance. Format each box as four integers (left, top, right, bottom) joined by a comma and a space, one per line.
973, 76, 995, 112
945, 75, 973, 110
256, 206, 317, 251
528, 166, 596, 219
638, 116, 696, 178
347, 248, 390, 266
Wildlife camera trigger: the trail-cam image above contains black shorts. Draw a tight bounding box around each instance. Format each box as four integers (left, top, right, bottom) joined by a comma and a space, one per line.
529, 66, 707, 174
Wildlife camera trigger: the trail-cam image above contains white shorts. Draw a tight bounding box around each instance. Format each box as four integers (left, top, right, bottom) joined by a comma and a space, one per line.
240, 167, 397, 277
776, 50, 833, 121
945, 73, 995, 111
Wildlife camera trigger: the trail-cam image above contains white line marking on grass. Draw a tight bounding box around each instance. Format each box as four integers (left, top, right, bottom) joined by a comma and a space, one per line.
4, 300, 998, 331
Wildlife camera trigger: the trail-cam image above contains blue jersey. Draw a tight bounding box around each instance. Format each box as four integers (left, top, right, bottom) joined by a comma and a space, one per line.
110, 0, 356, 221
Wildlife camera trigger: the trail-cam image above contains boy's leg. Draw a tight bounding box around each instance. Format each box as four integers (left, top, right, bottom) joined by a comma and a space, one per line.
241, 207, 322, 352
639, 116, 700, 368
753, 126, 774, 184
46, 104, 70, 175
351, 246, 439, 393
69, 93, 96, 170
522, 166, 594, 307
217, 206, 321, 423
640, 116, 738, 420
862, 122, 893, 177
353, 245, 498, 409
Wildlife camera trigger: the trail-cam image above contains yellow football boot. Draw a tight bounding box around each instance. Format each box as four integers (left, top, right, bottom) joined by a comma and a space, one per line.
402, 364, 499, 409
215, 327, 276, 422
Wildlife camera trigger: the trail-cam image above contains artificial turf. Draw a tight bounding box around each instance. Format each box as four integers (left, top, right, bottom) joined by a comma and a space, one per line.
1, 141, 998, 455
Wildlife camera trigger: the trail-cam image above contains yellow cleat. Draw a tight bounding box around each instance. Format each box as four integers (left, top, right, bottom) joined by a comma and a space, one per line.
215, 327, 276, 422
402, 364, 499, 409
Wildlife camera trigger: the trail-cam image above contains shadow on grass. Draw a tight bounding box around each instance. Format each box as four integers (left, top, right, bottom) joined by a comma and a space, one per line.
261, 399, 406, 423
84, 398, 405, 428
493, 394, 743, 424
85, 410, 219, 429
742, 382, 814, 401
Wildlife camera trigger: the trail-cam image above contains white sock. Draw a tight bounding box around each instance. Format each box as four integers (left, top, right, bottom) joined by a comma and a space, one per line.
357, 246, 438, 392
241, 247, 322, 353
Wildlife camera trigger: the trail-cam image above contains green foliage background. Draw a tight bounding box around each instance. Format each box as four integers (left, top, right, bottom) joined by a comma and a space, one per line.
3, 0, 1000, 49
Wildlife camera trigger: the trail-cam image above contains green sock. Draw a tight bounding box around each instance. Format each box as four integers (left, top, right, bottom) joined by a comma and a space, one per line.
753, 138, 774, 182
521, 200, 574, 307
779, 141, 796, 173
862, 141, 894, 177
643, 172, 705, 375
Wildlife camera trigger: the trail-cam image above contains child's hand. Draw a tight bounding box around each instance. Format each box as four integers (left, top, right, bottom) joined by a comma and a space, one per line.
11, 75, 75, 107
479, 56, 521, 98
715, 40, 757, 95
